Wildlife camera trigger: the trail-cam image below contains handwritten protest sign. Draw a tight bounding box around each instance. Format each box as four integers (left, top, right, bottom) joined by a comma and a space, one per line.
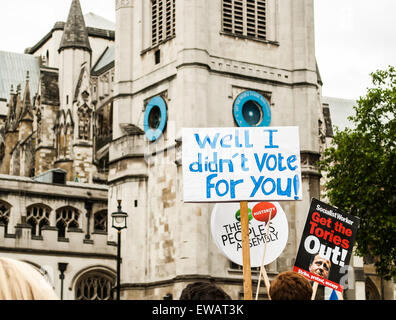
211, 202, 288, 267
293, 198, 359, 292
182, 127, 302, 202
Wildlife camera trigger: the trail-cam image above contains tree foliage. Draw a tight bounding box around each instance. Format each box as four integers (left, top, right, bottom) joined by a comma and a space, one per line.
319, 66, 396, 280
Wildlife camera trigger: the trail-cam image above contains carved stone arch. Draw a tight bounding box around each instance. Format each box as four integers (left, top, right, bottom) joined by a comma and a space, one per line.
26, 203, 52, 236
65, 123, 72, 135
35, 106, 42, 120
81, 90, 89, 103
57, 109, 66, 127
70, 265, 116, 300
21, 260, 46, 276
36, 106, 42, 144
78, 103, 91, 140
0, 200, 12, 233
64, 122, 73, 157
21, 259, 41, 271
78, 102, 91, 113
55, 109, 66, 151
26, 202, 52, 212
93, 209, 107, 233
65, 109, 74, 132
55, 206, 81, 238
57, 123, 65, 157
365, 276, 381, 300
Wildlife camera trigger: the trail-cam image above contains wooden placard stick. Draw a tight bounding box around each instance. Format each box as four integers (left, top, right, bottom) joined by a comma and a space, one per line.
311, 282, 318, 300
240, 201, 252, 300
255, 211, 273, 300
261, 266, 271, 299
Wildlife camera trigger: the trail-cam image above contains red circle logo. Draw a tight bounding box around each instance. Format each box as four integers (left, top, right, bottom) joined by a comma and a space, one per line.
252, 202, 277, 223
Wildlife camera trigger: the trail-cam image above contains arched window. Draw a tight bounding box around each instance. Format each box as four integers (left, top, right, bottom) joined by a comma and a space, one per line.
36, 107, 42, 144
97, 155, 109, 174
26, 204, 51, 236
0, 201, 11, 233
57, 124, 64, 157
56, 206, 80, 238
365, 277, 381, 300
75, 270, 115, 300
93, 210, 107, 232
78, 104, 91, 140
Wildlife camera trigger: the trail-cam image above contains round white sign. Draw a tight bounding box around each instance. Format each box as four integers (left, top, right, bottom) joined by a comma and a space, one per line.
211, 202, 288, 267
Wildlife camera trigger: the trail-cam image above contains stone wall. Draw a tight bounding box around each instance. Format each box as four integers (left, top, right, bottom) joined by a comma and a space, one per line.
0, 174, 116, 300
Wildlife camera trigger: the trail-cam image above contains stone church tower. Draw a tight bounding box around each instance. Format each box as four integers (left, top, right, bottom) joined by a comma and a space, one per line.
0, 0, 392, 301
109, 0, 328, 299
55, 0, 94, 182
0, 0, 102, 183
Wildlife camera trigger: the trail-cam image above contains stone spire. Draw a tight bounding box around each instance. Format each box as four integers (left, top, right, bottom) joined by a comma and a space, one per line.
20, 71, 33, 122
59, 0, 91, 53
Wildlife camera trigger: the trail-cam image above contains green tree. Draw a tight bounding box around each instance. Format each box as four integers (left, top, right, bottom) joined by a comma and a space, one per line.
319, 66, 396, 280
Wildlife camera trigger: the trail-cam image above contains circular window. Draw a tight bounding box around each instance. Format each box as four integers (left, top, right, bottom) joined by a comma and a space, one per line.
242, 100, 263, 126
148, 106, 161, 129
143, 96, 167, 141
233, 90, 271, 127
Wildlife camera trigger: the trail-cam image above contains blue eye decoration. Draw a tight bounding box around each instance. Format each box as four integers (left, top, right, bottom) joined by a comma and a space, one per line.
233, 90, 271, 127
143, 96, 167, 141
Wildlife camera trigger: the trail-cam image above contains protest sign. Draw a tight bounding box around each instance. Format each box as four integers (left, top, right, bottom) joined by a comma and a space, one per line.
293, 198, 359, 292
182, 127, 302, 202
211, 202, 288, 267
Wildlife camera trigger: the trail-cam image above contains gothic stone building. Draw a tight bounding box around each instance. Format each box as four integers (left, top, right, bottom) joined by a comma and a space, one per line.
0, 0, 393, 300
108, 0, 349, 299
0, 0, 116, 300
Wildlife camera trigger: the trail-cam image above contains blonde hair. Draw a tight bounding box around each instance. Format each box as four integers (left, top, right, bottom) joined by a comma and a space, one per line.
0, 257, 59, 300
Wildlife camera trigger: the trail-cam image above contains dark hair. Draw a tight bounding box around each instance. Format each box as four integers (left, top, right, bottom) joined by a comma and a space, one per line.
179, 282, 232, 300
269, 271, 312, 300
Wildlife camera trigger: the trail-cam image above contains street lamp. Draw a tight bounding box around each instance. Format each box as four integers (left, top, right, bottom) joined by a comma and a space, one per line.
58, 262, 68, 300
111, 199, 128, 300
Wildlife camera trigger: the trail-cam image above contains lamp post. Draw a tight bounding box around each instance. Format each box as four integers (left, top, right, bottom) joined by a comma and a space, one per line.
58, 262, 68, 300
111, 199, 128, 300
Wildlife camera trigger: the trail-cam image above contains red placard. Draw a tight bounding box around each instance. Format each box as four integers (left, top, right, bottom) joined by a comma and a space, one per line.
293, 198, 359, 292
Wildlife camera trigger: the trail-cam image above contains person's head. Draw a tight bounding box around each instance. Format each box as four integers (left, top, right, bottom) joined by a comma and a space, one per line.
179, 282, 231, 300
0, 257, 59, 300
269, 271, 312, 300
309, 254, 331, 279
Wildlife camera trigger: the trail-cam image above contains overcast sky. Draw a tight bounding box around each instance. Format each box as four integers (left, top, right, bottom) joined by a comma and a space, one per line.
0, 0, 395, 100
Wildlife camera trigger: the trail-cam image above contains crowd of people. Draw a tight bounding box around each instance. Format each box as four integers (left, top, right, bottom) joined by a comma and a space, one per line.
179, 271, 313, 300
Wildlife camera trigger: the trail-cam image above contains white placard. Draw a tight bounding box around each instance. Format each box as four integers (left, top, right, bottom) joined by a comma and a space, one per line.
182, 127, 302, 202
210, 202, 289, 267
